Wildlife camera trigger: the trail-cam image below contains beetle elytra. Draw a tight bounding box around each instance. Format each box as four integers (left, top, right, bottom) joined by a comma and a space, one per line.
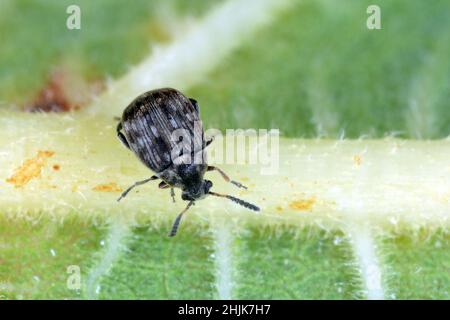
116, 88, 259, 236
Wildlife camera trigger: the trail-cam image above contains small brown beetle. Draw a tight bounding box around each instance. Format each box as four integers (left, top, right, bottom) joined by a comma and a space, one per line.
116, 88, 259, 236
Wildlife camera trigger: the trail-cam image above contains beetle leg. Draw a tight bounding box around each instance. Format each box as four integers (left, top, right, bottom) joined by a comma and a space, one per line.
158, 182, 176, 202
117, 175, 158, 202
205, 136, 214, 148
158, 181, 169, 189
207, 166, 248, 189
189, 98, 199, 112
169, 201, 194, 237
116, 122, 130, 150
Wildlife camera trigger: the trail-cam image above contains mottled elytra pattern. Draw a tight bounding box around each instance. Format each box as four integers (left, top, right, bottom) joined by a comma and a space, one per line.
121, 88, 205, 173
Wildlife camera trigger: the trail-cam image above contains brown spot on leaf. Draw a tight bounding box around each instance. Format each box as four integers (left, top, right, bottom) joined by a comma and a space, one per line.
52, 164, 60, 171
24, 69, 104, 112
6, 150, 55, 187
289, 197, 316, 211
25, 71, 73, 112
92, 183, 122, 193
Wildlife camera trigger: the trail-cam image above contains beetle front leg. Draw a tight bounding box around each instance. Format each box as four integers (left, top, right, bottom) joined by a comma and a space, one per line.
159, 181, 176, 202
207, 166, 247, 189
117, 175, 158, 202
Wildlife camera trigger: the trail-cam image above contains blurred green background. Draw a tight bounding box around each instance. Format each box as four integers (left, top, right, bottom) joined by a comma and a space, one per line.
2, 0, 449, 137
0, 0, 449, 299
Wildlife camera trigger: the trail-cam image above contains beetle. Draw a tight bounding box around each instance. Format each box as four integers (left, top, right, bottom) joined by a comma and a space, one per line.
116, 88, 260, 236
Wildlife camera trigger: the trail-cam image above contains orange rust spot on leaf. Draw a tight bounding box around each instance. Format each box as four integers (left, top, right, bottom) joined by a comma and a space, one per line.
92, 183, 122, 193
352, 154, 362, 166
289, 197, 316, 211
6, 151, 55, 187
52, 164, 60, 171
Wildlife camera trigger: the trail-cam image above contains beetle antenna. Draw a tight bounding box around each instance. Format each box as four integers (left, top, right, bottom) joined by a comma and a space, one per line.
209, 191, 260, 212
169, 201, 194, 237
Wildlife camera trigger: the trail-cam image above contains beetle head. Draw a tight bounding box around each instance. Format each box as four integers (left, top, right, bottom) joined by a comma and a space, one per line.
181, 179, 213, 201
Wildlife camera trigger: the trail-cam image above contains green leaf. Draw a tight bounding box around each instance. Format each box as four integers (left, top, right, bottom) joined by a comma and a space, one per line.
187, 0, 450, 138
0, 0, 449, 300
